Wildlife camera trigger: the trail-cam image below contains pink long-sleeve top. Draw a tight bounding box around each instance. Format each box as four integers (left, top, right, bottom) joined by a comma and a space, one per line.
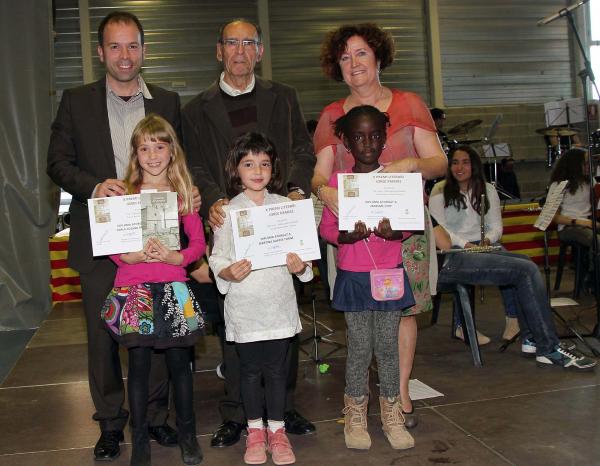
110, 212, 206, 286
319, 170, 406, 272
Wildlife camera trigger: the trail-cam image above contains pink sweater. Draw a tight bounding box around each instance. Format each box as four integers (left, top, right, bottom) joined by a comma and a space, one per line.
319, 170, 405, 272
111, 212, 206, 286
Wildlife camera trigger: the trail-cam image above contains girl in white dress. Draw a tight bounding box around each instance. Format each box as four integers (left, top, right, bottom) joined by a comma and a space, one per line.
209, 132, 313, 466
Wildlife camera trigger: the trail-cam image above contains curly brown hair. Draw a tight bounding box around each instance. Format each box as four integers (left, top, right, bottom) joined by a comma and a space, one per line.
320, 23, 395, 82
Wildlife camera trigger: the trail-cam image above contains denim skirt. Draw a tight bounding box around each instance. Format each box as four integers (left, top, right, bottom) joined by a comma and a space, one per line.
332, 267, 415, 312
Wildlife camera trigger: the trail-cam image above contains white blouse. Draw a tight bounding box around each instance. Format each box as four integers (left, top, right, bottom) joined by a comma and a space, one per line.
551, 182, 591, 231
208, 191, 313, 343
428, 180, 503, 248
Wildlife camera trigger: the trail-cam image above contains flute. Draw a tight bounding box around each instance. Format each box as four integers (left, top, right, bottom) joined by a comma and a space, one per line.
480, 193, 485, 244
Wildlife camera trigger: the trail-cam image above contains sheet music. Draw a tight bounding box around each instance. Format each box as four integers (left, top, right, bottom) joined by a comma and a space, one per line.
482, 143, 511, 158
544, 98, 585, 126
533, 181, 568, 231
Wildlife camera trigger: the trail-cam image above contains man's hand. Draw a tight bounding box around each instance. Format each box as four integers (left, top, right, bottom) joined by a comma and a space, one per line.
209, 198, 229, 230
286, 253, 307, 274
218, 259, 252, 282
287, 191, 304, 202
95, 179, 126, 197
192, 186, 202, 212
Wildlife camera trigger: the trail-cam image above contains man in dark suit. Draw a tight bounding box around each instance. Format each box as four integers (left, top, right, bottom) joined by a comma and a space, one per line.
183, 19, 316, 448
47, 11, 189, 461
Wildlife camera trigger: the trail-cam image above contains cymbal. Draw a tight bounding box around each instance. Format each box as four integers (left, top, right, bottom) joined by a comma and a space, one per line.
447, 119, 483, 135
536, 126, 580, 137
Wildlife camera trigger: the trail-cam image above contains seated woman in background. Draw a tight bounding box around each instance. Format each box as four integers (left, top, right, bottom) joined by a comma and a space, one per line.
549, 148, 598, 280
431, 216, 595, 370
429, 145, 518, 344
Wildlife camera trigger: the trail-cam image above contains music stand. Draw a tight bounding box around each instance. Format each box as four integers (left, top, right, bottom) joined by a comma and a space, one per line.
561, 7, 600, 338
544, 98, 585, 128
299, 294, 345, 365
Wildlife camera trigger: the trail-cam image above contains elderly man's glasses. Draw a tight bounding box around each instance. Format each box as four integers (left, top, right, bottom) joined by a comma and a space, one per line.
220, 39, 260, 48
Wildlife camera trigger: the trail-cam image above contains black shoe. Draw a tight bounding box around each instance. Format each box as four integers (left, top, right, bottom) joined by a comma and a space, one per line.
210, 421, 245, 448
284, 409, 316, 435
148, 424, 178, 447
179, 433, 203, 465
94, 430, 124, 461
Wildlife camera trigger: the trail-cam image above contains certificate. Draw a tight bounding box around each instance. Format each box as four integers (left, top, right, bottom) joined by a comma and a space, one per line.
338, 172, 425, 231
88, 195, 142, 256
88, 191, 180, 256
230, 199, 321, 270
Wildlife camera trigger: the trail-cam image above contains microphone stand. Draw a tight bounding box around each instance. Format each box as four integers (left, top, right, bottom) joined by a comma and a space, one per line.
563, 9, 600, 338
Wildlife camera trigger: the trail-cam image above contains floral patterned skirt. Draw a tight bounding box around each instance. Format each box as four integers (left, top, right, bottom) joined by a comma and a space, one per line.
101, 281, 204, 349
400, 207, 437, 316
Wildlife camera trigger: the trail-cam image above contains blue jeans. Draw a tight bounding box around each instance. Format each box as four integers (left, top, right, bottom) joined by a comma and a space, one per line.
453, 244, 518, 326
438, 250, 559, 356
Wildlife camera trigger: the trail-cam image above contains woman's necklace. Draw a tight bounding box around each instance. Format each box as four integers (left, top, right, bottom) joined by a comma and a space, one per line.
349, 84, 385, 109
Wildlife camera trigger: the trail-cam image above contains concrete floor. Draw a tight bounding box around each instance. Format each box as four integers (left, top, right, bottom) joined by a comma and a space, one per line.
1, 271, 600, 466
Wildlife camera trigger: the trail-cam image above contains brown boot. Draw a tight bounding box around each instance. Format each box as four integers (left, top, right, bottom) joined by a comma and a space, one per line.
342, 394, 371, 450
379, 396, 414, 450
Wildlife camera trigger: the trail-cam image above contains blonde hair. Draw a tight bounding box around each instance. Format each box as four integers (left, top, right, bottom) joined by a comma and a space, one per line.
125, 114, 194, 214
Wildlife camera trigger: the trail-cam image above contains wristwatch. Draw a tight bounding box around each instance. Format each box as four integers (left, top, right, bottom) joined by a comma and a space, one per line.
288, 185, 306, 197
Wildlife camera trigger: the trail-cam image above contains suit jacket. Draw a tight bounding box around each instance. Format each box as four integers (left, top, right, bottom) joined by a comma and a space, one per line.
182, 77, 315, 218
47, 78, 182, 273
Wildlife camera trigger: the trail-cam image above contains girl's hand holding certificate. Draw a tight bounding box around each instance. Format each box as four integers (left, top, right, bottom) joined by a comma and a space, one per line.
119, 237, 184, 265
219, 259, 252, 282
145, 237, 183, 265
286, 252, 309, 274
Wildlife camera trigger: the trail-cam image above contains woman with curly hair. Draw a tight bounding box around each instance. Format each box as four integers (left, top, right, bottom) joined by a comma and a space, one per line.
311, 23, 447, 430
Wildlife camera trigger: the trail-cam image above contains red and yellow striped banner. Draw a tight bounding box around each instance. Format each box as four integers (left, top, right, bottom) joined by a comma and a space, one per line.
49, 232, 82, 303
501, 203, 559, 265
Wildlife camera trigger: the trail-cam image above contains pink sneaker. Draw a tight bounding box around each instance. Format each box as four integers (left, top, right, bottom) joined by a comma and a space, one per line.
267, 428, 295, 465
244, 428, 267, 465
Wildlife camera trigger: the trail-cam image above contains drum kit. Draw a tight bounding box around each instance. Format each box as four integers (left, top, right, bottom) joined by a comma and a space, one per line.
535, 125, 581, 167
443, 119, 484, 151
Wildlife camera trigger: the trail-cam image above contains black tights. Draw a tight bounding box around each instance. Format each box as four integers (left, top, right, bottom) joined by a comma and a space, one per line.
236, 338, 290, 422
128, 347, 194, 429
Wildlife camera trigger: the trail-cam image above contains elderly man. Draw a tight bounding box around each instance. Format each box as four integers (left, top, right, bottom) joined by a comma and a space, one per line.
47, 11, 197, 462
183, 18, 316, 448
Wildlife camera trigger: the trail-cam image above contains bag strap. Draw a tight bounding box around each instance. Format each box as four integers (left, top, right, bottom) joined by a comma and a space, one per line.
363, 239, 378, 270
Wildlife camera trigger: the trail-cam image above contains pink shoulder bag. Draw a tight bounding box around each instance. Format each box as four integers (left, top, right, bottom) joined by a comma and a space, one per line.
364, 240, 404, 301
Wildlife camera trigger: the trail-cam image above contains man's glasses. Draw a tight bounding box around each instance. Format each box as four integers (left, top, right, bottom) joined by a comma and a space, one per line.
220, 39, 260, 48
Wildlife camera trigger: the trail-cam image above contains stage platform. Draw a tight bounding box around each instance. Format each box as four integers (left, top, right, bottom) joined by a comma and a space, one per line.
1, 270, 600, 466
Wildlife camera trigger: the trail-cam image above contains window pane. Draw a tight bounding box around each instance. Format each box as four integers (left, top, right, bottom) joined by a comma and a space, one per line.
591, 45, 600, 99
592, 0, 600, 41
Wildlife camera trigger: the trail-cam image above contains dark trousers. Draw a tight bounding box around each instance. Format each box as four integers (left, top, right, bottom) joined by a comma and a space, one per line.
236, 339, 291, 422
128, 347, 193, 430
215, 293, 299, 424
79, 259, 170, 431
